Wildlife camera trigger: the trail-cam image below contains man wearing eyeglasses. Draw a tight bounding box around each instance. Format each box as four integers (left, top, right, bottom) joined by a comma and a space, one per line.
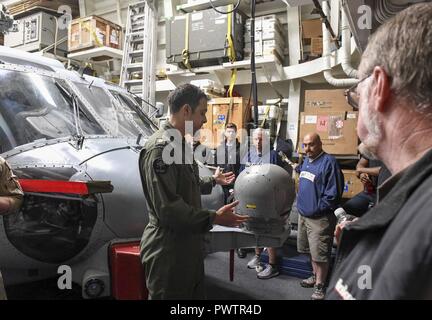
327, 3, 432, 299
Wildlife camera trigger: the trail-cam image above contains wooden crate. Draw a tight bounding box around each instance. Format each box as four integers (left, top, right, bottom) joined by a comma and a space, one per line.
68, 15, 122, 53
200, 97, 252, 149
7, 0, 80, 18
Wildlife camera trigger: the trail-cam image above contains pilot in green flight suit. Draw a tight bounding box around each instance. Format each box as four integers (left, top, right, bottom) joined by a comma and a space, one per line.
139, 84, 248, 300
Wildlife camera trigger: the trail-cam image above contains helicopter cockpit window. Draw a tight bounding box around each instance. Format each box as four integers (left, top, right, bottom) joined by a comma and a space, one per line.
109, 90, 158, 135
75, 83, 156, 137
0, 70, 105, 152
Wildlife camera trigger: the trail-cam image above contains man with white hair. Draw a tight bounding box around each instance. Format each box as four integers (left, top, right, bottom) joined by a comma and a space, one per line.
327, 3, 432, 299
239, 128, 286, 279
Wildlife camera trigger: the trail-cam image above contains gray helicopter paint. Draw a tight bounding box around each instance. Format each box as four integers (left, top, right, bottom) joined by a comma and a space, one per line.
82, 146, 148, 238
6, 137, 140, 167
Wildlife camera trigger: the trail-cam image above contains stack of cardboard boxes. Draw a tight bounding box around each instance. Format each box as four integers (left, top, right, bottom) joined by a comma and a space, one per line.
299, 89, 358, 155
244, 14, 285, 64
301, 18, 323, 61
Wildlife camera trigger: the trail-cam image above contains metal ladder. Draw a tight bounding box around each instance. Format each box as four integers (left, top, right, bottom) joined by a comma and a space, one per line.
120, 0, 157, 115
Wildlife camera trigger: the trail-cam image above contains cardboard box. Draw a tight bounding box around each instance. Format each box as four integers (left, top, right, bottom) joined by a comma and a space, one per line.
200, 97, 251, 148
68, 15, 122, 53
246, 17, 262, 31
311, 37, 323, 55
298, 111, 359, 155
304, 89, 353, 113
244, 41, 284, 63
263, 40, 284, 58
263, 27, 285, 44
342, 170, 364, 198
244, 41, 264, 56
244, 29, 263, 42
246, 14, 282, 33
245, 29, 285, 49
302, 19, 322, 39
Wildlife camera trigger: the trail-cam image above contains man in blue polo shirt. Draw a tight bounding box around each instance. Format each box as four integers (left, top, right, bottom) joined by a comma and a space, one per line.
295, 133, 344, 300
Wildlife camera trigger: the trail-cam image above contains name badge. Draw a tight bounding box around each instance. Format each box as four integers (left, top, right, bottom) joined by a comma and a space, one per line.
300, 171, 316, 182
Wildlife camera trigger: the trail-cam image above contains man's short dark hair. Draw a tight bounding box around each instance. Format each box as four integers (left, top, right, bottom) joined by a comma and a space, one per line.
226, 123, 237, 131
167, 84, 209, 114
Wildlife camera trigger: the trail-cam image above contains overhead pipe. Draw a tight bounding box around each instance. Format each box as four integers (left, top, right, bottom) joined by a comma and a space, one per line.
322, 1, 358, 87
341, 9, 358, 78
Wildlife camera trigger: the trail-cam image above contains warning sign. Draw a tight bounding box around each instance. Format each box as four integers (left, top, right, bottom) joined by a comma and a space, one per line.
316, 115, 329, 132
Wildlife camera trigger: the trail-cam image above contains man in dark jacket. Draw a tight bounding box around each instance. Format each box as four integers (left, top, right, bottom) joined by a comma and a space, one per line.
296, 133, 344, 300
327, 3, 432, 299
215, 123, 242, 204
139, 84, 249, 299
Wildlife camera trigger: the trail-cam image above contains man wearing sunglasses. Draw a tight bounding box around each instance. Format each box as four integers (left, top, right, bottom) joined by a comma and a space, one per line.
327, 3, 432, 299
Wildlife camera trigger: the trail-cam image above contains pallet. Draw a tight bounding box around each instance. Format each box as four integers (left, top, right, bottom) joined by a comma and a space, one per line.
7, 0, 80, 19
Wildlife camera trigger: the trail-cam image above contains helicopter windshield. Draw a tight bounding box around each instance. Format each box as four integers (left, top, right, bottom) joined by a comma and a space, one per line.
109, 90, 159, 131
0, 69, 105, 152
74, 83, 156, 137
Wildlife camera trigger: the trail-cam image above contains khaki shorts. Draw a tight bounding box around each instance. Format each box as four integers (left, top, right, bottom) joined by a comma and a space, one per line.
297, 214, 336, 263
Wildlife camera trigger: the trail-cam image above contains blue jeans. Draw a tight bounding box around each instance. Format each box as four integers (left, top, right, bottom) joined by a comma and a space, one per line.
342, 191, 376, 217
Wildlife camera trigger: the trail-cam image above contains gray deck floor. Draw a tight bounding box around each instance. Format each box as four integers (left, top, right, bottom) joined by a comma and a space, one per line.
204, 251, 314, 300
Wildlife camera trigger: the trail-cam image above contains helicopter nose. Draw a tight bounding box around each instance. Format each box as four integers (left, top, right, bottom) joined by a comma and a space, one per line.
82, 146, 148, 238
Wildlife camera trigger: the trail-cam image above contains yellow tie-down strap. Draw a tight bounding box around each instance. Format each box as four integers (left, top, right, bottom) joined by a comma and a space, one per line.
260, 105, 271, 128
226, 5, 237, 98
80, 21, 104, 47
181, 13, 193, 72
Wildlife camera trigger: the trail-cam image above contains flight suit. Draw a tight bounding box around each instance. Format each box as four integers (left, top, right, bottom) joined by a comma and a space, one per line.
0, 156, 24, 300
139, 122, 216, 300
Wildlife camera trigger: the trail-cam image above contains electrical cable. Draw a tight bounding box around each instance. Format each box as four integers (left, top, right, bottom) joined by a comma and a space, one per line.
250, 0, 259, 128
209, 0, 241, 14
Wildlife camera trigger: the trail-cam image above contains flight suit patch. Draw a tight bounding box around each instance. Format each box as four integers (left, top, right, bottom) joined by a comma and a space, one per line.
153, 158, 168, 174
